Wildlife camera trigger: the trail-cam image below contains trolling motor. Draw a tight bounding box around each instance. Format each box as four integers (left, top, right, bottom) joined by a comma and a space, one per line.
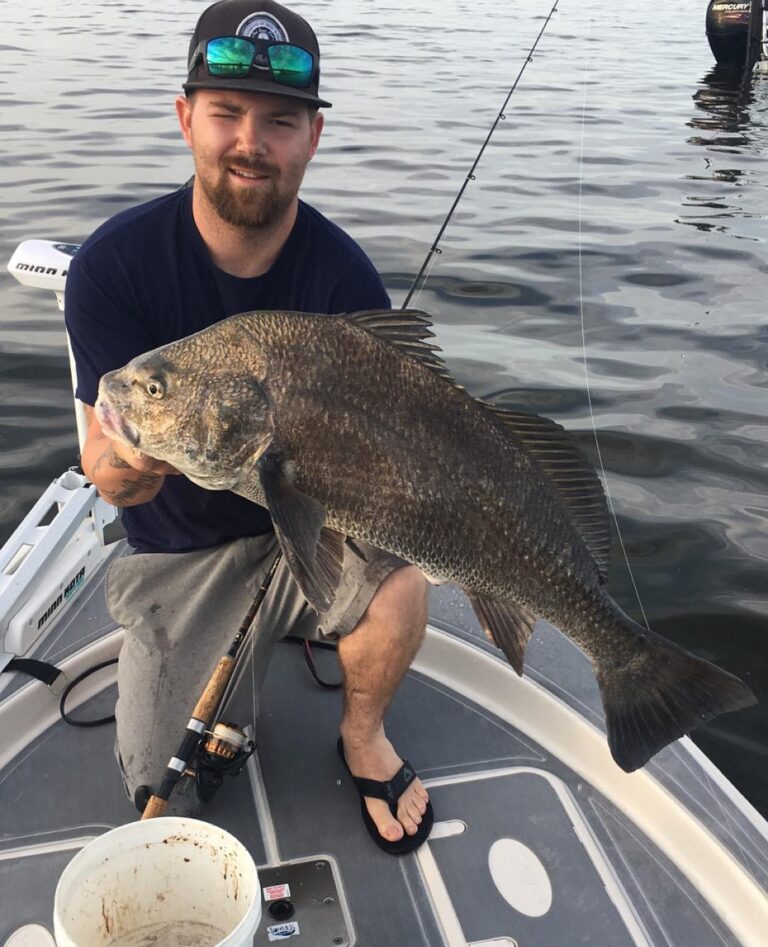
138, 552, 281, 818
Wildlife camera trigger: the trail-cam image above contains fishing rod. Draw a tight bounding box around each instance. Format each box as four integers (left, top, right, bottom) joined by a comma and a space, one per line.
300, 1, 563, 691
140, 550, 281, 819
402, 0, 561, 310
397, 0, 644, 633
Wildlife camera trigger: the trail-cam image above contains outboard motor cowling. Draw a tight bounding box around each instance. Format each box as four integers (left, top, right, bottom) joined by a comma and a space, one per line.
706, 0, 763, 67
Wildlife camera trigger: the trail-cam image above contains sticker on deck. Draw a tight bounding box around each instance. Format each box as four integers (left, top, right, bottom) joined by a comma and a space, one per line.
263, 883, 291, 901
268, 921, 300, 940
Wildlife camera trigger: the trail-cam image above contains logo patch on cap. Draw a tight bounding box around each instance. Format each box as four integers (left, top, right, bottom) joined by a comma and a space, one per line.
236, 13, 289, 69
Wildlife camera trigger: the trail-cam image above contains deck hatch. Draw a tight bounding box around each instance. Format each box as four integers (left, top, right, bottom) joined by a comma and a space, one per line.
422, 770, 642, 946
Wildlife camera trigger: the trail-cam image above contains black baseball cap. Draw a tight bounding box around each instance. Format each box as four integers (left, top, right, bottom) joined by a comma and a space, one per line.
184, 0, 332, 108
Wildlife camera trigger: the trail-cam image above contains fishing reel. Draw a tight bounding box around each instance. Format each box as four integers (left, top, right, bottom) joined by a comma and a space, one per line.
134, 721, 256, 813
135, 555, 280, 818
194, 721, 257, 804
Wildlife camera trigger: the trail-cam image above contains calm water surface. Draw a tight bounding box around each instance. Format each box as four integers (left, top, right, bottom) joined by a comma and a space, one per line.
1, 0, 766, 813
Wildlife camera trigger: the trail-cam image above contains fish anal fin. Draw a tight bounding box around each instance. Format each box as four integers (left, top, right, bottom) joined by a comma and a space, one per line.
258, 452, 341, 613
468, 594, 537, 675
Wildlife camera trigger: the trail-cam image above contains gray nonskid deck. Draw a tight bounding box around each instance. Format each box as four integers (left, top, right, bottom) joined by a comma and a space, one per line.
430, 584, 768, 896
8, 553, 768, 897
0, 643, 750, 946
0, 571, 765, 945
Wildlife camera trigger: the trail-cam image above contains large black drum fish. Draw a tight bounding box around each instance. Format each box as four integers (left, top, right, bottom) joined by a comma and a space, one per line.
97, 308, 756, 772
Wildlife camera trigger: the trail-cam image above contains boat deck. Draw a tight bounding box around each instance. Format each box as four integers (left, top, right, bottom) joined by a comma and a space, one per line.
1, 552, 767, 946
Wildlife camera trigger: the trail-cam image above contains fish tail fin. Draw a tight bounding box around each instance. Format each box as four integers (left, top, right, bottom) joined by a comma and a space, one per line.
596, 618, 755, 773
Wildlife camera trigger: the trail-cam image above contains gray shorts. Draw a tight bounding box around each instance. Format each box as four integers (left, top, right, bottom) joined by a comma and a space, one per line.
106, 533, 406, 813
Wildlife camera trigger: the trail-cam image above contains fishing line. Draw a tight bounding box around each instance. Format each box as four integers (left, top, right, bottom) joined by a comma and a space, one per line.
402, 0, 561, 310
216, 549, 283, 719
404, 250, 441, 313
401, 0, 649, 630
575, 6, 650, 630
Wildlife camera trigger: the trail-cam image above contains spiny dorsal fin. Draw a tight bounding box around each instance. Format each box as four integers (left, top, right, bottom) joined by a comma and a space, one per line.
343, 309, 457, 383
481, 403, 611, 577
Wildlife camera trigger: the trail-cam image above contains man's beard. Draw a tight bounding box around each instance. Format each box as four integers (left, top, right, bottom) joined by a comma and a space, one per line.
197, 158, 294, 230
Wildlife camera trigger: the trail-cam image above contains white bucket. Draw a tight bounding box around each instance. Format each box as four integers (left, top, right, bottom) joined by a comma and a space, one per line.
53, 817, 261, 947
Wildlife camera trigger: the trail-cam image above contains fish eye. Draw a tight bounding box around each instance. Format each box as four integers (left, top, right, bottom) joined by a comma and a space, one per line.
146, 377, 165, 399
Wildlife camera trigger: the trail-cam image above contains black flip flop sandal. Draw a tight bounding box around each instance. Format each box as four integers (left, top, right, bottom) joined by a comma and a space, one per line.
337, 737, 434, 856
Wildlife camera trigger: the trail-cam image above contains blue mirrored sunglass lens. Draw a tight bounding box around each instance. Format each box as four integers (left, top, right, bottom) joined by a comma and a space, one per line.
205, 37, 254, 76
268, 44, 313, 87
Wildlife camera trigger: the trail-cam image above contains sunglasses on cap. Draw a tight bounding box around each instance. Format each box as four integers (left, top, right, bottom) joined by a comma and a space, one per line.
189, 36, 315, 89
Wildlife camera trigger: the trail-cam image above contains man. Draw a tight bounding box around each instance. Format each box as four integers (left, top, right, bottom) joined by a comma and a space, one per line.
65, 0, 432, 855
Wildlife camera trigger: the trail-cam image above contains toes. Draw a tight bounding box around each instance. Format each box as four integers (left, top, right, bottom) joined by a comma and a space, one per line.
403, 797, 424, 825
409, 781, 429, 813
409, 778, 429, 805
366, 799, 404, 842
397, 790, 429, 836
383, 820, 405, 841
398, 809, 421, 836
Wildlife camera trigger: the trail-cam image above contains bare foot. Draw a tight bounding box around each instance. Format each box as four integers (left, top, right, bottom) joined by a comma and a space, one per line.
339, 728, 429, 842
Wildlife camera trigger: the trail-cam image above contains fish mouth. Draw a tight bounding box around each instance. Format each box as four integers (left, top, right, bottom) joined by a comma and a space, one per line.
95, 400, 141, 449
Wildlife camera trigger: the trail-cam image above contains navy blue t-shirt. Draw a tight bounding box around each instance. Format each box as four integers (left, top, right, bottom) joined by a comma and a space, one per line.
64, 187, 390, 553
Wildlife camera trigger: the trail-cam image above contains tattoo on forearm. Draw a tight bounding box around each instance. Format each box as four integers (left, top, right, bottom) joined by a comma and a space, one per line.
92, 447, 108, 476
101, 473, 161, 505
108, 448, 133, 470
93, 445, 132, 476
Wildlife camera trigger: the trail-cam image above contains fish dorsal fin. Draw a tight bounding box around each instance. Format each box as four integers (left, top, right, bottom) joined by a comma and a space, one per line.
482, 403, 611, 578
343, 309, 457, 383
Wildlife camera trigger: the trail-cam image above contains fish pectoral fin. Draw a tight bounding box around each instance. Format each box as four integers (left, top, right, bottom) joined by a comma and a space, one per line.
314, 526, 346, 600
258, 453, 342, 613
467, 594, 537, 676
